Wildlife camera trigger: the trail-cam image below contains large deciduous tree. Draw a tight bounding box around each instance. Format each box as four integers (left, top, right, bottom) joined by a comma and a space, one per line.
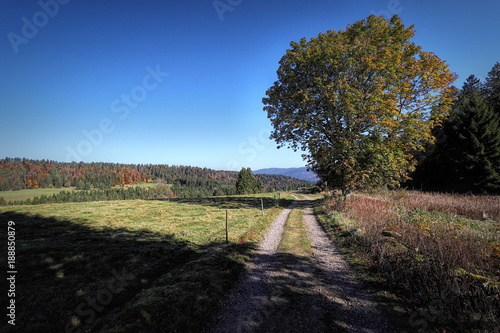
263, 15, 457, 196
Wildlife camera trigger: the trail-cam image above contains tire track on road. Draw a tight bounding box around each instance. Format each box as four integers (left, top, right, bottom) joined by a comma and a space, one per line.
208, 195, 395, 332
208, 200, 299, 332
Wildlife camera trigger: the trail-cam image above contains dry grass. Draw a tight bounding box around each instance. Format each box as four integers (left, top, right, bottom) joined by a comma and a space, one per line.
367, 189, 500, 221
315, 190, 500, 332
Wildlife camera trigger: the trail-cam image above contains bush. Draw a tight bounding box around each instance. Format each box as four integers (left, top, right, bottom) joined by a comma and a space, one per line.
148, 184, 176, 200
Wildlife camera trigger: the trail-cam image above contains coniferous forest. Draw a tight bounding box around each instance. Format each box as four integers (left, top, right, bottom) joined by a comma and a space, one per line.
0, 158, 313, 204
408, 62, 500, 194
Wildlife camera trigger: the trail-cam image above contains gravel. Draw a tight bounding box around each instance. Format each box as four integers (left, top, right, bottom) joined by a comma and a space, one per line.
207, 201, 299, 333
207, 197, 396, 332
301, 196, 395, 332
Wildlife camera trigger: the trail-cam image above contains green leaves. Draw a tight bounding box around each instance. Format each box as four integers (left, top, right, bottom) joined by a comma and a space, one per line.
235, 168, 263, 195
263, 15, 457, 193
410, 71, 500, 194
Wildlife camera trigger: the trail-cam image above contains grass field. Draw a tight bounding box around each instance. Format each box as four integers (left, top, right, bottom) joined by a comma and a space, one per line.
123, 183, 157, 189
0, 193, 292, 332
0, 183, 157, 203
0, 187, 77, 202
315, 190, 500, 332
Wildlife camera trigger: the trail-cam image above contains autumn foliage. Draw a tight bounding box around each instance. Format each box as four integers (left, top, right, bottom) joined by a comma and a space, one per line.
264, 15, 457, 196
0, 158, 312, 198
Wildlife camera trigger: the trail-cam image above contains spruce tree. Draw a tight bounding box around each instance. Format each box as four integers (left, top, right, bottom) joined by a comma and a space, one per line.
410, 74, 500, 194
484, 62, 500, 115
236, 167, 259, 194
445, 75, 500, 193
255, 178, 264, 193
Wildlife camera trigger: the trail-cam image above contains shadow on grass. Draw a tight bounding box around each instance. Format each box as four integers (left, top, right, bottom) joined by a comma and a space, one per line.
170, 195, 295, 211
208, 251, 395, 332
0, 211, 256, 333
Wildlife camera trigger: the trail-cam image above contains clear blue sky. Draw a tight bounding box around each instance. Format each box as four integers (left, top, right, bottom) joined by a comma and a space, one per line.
1, 0, 499, 170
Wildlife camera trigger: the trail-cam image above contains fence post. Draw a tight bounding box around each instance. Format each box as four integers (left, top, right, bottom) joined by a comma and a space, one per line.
226, 210, 228, 244
261, 199, 264, 216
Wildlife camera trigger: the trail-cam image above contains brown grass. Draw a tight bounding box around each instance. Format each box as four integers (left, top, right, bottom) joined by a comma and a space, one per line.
369, 189, 500, 221
315, 190, 500, 332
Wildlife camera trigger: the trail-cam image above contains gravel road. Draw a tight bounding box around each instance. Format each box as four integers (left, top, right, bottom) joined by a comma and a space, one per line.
207, 196, 395, 332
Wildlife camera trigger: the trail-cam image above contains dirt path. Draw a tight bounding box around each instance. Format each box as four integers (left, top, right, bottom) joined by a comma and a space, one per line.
208, 196, 395, 332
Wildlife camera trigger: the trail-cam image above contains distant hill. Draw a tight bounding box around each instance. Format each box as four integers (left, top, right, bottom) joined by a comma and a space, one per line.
0, 158, 313, 197
254, 167, 318, 182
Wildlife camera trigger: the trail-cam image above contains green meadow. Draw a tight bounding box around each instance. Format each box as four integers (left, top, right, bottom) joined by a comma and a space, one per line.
0, 193, 293, 332
0, 187, 77, 202
0, 183, 157, 203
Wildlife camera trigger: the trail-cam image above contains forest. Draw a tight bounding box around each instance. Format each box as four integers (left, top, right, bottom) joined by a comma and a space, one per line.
0, 158, 312, 204
408, 62, 500, 194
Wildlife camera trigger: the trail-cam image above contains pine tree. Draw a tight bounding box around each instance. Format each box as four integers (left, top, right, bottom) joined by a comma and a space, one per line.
484, 62, 500, 115
255, 178, 264, 193
443, 76, 500, 193
410, 75, 500, 194
236, 168, 259, 195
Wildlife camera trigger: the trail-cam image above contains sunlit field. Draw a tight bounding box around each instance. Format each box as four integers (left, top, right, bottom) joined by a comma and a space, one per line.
315, 190, 500, 332
0, 194, 292, 332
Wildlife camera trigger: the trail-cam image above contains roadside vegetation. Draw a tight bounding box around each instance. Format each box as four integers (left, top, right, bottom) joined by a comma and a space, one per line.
0, 194, 292, 332
278, 200, 314, 257
314, 190, 500, 332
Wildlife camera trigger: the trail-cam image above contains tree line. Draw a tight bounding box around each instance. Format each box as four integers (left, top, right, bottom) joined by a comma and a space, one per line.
262, 14, 499, 196
0, 160, 313, 204
408, 63, 500, 194
0, 186, 149, 206
0, 159, 148, 191
0, 159, 311, 193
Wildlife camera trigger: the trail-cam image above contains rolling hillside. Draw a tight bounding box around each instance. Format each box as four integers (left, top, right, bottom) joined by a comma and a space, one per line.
254, 167, 318, 182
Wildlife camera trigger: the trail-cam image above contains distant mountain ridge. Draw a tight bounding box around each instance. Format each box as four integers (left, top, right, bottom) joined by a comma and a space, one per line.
254, 167, 318, 182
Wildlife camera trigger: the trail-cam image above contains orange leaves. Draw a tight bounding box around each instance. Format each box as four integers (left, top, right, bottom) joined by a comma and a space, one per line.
264, 15, 458, 192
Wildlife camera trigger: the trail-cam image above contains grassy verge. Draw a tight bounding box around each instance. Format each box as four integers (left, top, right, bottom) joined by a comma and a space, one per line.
0, 194, 293, 332
314, 192, 500, 332
278, 202, 313, 257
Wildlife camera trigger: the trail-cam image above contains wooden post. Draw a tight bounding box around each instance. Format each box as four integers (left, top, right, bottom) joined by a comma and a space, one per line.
225, 210, 228, 244
261, 199, 264, 216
